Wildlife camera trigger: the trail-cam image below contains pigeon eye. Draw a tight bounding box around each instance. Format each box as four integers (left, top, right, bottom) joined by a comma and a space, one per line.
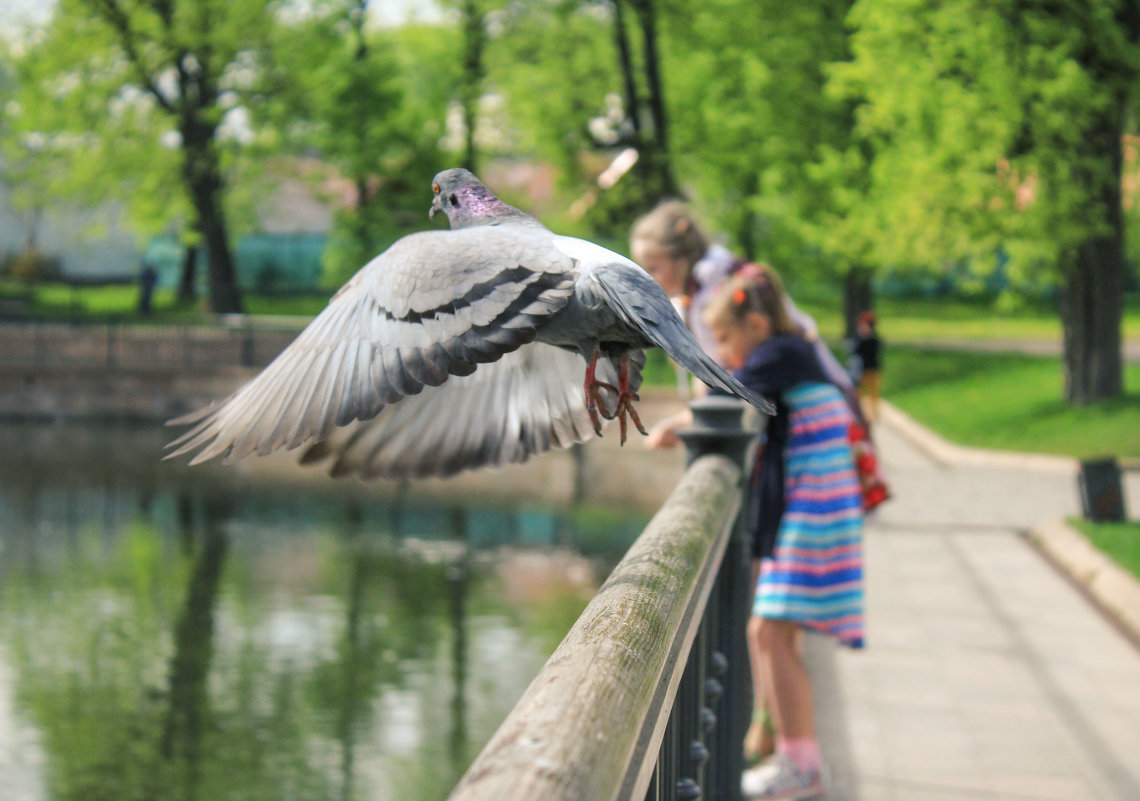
449, 194, 460, 207
432, 183, 440, 194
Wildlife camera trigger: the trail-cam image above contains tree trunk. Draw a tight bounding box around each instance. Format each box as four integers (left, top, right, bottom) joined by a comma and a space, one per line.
1059, 99, 1125, 405
446, 507, 471, 772
1061, 247, 1124, 404
161, 511, 228, 798
337, 504, 367, 801
632, 0, 667, 155
178, 242, 198, 304
843, 267, 874, 339
461, 0, 485, 173
630, 0, 677, 198
611, 0, 641, 140
182, 137, 243, 315
22, 206, 43, 252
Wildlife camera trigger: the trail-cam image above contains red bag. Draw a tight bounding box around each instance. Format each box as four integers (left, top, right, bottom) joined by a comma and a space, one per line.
848, 422, 890, 511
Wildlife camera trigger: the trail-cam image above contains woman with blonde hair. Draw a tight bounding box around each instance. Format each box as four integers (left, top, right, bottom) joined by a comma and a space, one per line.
630, 202, 864, 418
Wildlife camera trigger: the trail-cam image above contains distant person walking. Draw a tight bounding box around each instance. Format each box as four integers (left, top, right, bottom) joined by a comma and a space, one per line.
850, 311, 882, 423
138, 263, 158, 317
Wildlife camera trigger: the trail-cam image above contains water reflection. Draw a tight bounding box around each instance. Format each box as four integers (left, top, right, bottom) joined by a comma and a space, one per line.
0, 422, 646, 801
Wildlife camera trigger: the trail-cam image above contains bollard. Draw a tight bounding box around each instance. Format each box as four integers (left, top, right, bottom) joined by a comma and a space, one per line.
1078, 457, 1126, 522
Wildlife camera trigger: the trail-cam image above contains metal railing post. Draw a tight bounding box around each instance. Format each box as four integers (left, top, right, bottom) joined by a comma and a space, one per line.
675, 397, 759, 801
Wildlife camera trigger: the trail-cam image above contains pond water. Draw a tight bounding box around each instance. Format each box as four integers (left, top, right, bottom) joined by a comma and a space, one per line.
0, 422, 649, 801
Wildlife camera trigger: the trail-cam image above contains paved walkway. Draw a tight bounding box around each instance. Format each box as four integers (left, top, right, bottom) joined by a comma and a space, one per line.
813, 407, 1140, 801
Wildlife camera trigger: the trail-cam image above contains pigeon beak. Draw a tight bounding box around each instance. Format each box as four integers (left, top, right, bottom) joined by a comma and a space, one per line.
429, 195, 443, 218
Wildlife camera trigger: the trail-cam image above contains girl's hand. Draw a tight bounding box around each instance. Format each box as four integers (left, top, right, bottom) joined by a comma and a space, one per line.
646, 423, 681, 449
644, 409, 693, 450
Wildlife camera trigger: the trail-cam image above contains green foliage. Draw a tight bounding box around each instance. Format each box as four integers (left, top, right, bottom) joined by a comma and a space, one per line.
661, 0, 856, 273
3, 248, 61, 284
256, 7, 454, 285
3, 0, 1133, 395
486, 1, 618, 178
2, 0, 274, 242
835, 0, 1140, 278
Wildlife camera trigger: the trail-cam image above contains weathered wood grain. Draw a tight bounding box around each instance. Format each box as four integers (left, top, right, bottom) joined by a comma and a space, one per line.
447, 453, 743, 801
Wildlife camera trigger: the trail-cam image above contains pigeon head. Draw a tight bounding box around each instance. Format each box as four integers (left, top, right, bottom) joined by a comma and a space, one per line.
430, 168, 527, 228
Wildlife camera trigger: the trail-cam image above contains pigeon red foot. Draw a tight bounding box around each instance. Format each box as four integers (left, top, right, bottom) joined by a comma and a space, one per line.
584, 350, 646, 444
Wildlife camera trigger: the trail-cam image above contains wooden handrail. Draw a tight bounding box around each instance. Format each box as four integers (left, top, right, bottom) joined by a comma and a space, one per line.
447, 453, 744, 801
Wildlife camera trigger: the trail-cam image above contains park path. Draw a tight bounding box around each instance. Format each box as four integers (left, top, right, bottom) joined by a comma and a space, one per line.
812, 405, 1140, 801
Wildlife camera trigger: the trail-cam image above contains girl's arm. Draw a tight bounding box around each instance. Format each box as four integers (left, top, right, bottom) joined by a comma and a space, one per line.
645, 408, 694, 449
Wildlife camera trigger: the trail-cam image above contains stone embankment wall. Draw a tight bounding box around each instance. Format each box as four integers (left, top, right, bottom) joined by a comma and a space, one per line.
0, 321, 693, 509
0, 321, 299, 420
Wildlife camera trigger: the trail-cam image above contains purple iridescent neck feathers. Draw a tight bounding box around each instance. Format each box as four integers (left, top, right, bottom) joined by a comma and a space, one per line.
430, 168, 531, 229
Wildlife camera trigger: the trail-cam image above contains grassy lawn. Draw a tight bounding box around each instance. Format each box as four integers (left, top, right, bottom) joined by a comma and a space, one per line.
1069, 519, 1140, 581
883, 346, 1140, 459
793, 292, 1140, 343
0, 281, 332, 321
8, 280, 1139, 343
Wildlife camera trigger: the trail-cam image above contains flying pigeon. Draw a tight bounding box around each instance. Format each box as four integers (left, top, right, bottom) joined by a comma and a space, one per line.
166, 168, 773, 478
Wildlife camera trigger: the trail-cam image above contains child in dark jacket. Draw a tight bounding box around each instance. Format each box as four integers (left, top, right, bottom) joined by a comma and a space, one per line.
648, 271, 864, 800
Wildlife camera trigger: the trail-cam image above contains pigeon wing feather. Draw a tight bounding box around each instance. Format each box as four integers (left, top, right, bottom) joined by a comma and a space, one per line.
166, 226, 576, 464
298, 343, 645, 479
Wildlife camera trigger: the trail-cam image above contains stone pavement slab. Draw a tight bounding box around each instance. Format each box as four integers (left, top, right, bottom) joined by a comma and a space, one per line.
810, 408, 1140, 801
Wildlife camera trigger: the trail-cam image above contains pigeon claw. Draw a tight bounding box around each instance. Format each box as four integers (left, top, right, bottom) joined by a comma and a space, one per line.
594, 380, 620, 420
610, 352, 647, 445
614, 391, 647, 445
583, 350, 647, 444
583, 350, 607, 436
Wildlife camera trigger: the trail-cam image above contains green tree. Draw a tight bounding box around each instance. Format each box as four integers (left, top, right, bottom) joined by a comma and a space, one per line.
7, 0, 276, 313
658, 0, 884, 335
484, 1, 618, 209
2, 35, 193, 277
836, 0, 1138, 404
257, 2, 453, 286
486, 0, 676, 238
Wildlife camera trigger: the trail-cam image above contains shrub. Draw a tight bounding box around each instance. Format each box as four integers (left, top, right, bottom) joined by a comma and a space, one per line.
3, 248, 61, 284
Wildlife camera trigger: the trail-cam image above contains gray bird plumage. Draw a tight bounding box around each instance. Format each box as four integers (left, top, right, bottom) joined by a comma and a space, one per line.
166, 168, 772, 478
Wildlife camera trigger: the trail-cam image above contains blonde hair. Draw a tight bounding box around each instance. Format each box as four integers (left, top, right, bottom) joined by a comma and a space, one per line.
702, 265, 798, 336
629, 201, 709, 267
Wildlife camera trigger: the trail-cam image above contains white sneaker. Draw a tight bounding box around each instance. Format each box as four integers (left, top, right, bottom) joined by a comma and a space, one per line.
741, 754, 826, 800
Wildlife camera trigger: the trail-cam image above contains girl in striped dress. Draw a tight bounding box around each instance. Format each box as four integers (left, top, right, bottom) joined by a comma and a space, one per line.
648, 270, 864, 800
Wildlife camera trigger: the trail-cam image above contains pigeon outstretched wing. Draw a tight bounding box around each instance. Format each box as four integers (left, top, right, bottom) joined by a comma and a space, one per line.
299, 343, 645, 479
166, 226, 575, 465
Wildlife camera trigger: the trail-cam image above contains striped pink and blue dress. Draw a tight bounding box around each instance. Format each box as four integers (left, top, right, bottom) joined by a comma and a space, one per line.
731, 335, 865, 649
755, 382, 864, 648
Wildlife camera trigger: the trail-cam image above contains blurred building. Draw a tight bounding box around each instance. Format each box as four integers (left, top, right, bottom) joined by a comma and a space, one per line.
0, 180, 142, 282
0, 172, 335, 291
